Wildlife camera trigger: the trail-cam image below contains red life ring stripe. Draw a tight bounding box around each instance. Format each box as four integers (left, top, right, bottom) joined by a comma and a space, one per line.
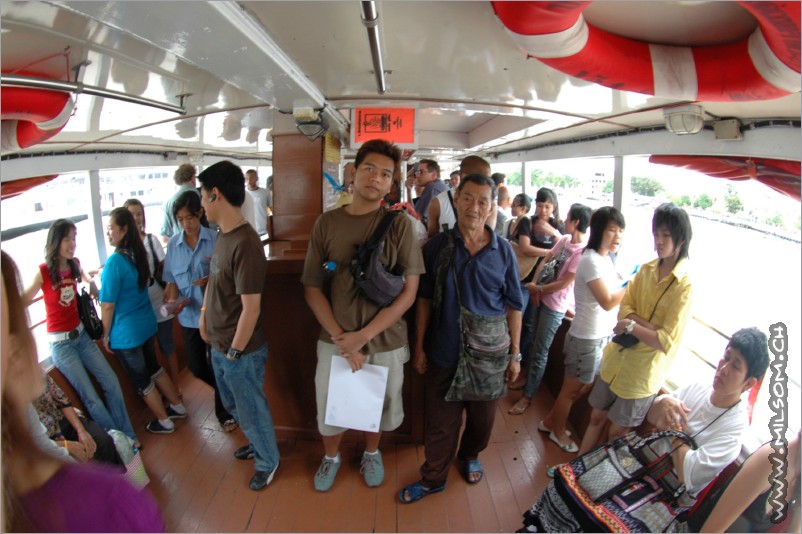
1, 76, 74, 152
492, 1, 801, 102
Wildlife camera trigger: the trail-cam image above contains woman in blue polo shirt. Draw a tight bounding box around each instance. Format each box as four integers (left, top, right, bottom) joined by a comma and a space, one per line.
163, 191, 236, 432
100, 207, 186, 435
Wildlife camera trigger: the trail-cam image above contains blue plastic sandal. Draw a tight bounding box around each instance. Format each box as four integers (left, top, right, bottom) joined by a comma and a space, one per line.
460, 458, 484, 484
398, 480, 446, 503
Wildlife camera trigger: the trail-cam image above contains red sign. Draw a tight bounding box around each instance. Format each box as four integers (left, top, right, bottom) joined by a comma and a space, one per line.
352, 108, 416, 145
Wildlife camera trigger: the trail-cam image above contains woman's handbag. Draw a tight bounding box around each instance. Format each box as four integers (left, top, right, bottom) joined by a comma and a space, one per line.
434, 231, 511, 402
146, 234, 167, 289
108, 429, 150, 490
520, 402, 739, 533
77, 286, 104, 340
523, 430, 699, 533
535, 236, 568, 285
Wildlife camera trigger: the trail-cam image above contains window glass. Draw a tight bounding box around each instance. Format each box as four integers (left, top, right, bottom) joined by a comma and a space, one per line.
495, 155, 800, 444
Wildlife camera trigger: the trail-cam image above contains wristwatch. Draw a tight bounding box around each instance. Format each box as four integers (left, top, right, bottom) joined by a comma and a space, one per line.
624, 320, 636, 335
226, 347, 244, 361
510, 353, 522, 363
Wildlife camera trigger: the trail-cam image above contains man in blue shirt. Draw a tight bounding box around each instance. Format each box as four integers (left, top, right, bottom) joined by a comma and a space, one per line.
399, 173, 524, 503
412, 159, 448, 227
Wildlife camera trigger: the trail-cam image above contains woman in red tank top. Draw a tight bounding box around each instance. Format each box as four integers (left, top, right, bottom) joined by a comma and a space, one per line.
22, 219, 138, 448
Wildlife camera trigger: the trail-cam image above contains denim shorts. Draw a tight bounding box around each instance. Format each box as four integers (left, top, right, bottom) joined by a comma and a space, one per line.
114, 336, 164, 395
155, 318, 176, 356
563, 333, 608, 384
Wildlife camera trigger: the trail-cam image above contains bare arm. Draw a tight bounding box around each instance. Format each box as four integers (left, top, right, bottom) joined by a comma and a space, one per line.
79, 265, 99, 299
230, 293, 261, 352
516, 234, 550, 258
304, 286, 345, 339
60, 406, 97, 459
505, 308, 522, 383
332, 275, 419, 353
586, 278, 627, 311
22, 269, 44, 304
100, 301, 115, 352
700, 444, 773, 532
414, 297, 432, 375
427, 198, 441, 238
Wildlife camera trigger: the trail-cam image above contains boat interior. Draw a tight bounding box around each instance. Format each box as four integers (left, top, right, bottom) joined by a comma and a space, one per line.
2, 1, 801, 532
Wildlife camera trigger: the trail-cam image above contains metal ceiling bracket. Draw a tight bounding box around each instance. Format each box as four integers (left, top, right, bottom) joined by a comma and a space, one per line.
0, 73, 186, 115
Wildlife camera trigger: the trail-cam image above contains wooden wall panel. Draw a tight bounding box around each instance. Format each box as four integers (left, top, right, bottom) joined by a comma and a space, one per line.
271, 134, 323, 242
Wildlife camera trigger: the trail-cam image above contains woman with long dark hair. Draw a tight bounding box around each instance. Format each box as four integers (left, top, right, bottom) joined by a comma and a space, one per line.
100, 208, 185, 434
123, 198, 180, 386
163, 191, 237, 432
22, 219, 138, 446
538, 207, 627, 454
511, 188, 563, 388
3, 251, 164, 532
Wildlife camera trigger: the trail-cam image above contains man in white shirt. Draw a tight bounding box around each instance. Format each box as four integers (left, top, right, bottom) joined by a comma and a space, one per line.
244, 169, 271, 236
646, 327, 769, 495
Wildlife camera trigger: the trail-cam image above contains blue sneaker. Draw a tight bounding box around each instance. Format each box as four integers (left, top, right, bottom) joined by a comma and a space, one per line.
314, 456, 341, 492
360, 451, 384, 487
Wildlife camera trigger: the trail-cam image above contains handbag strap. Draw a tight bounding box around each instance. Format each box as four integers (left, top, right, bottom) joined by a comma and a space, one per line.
432, 230, 457, 330
647, 276, 675, 322
146, 234, 160, 279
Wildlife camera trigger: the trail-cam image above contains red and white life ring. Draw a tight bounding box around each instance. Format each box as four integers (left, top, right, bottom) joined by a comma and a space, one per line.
492, 1, 801, 102
1, 75, 75, 152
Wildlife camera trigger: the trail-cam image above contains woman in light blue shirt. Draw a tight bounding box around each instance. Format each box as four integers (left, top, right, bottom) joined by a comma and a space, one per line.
163, 191, 236, 432
100, 208, 186, 435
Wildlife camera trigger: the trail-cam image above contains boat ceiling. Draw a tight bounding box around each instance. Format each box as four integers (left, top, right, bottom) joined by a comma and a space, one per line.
1, 1, 800, 179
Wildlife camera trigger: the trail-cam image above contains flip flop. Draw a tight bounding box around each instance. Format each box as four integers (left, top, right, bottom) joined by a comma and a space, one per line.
220, 419, 238, 433
537, 420, 571, 437
459, 458, 484, 484
508, 397, 531, 415
398, 480, 446, 503
548, 431, 579, 453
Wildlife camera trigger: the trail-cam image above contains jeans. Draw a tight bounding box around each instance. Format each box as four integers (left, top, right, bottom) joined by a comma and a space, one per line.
49, 329, 137, 441
211, 345, 279, 473
181, 327, 232, 423
519, 283, 534, 365
523, 303, 565, 399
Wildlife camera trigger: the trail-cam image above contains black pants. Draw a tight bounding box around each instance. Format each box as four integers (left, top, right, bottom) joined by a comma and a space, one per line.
60, 416, 123, 467
181, 326, 233, 423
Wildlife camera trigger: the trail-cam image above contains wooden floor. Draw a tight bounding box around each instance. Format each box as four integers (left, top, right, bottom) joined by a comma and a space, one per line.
134, 371, 578, 533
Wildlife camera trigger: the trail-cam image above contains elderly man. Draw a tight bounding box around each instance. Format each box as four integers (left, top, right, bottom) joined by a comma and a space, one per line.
399, 172, 523, 503
426, 156, 491, 238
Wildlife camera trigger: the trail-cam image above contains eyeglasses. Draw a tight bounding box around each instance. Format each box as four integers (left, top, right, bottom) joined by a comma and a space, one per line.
414, 168, 430, 176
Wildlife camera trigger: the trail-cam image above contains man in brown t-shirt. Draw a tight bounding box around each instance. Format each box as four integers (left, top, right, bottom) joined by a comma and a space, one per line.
302, 139, 425, 492
197, 161, 279, 492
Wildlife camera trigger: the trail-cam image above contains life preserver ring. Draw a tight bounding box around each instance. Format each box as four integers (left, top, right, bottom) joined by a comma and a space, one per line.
492, 1, 801, 102
1, 74, 75, 152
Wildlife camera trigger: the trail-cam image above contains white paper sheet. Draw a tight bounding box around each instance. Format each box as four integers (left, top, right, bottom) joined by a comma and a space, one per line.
325, 355, 389, 432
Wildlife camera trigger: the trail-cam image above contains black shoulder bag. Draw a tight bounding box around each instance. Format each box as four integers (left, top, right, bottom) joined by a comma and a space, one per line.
349, 210, 405, 308
76, 283, 104, 340
146, 234, 166, 289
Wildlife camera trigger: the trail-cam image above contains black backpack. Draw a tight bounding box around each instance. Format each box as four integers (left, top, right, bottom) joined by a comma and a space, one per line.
349, 211, 405, 307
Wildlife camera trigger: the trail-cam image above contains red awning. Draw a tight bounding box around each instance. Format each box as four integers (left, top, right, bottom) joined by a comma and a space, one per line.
649, 155, 801, 201
1, 175, 59, 200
